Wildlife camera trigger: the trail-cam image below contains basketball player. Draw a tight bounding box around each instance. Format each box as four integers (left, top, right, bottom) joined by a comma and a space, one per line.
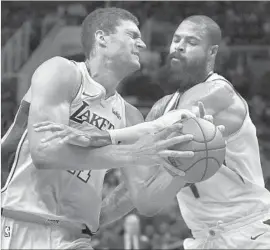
38, 15, 270, 249
159, 15, 270, 249
1, 8, 197, 249
121, 15, 270, 249
105, 15, 270, 249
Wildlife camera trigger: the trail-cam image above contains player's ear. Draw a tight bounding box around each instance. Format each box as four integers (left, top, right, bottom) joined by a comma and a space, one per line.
210, 45, 219, 57
95, 30, 107, 48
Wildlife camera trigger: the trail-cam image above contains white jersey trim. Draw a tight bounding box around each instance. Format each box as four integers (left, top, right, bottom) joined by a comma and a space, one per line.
1, 101, 24, 143
1, 130, 28, 193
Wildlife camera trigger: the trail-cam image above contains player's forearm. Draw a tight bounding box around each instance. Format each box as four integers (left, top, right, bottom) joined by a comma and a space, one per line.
109, 110, 192, 145
121, 166, 186, 216
109, 121, 157, 144
31, 141, 136, 170
99, 182, 134, 227
146, 169, 186, 210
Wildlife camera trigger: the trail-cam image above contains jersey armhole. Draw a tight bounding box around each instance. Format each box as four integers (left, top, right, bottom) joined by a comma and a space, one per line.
69, 60, 83, 103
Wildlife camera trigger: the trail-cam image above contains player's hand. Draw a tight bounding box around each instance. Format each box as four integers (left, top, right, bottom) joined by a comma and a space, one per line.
197, 101, 225, 135
153, 109, 196, 130
33, 121, 111, 147
133, 123, 194, 176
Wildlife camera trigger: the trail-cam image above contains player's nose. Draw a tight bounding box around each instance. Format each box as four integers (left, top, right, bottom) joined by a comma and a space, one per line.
137, 38, 147, 49
175, 40, 185, 53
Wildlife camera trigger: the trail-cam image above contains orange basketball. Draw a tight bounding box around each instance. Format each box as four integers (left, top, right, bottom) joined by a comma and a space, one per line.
168, 117, 226, 183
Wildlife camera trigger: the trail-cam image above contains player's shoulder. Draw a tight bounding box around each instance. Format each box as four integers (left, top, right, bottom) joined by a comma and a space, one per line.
154, 94, 173, 106
31, 56, 81, 100
145, 94, 173, 121
210, 73, 246, 106
202, 73, 245, 110
124, 101, 144, 126
207, 73, 236, 96
208, 73, 247, 133
151, 94, 174, 112
32, 56, 79, 84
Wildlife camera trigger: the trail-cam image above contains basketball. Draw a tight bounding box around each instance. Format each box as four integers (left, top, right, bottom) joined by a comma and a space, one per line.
168, 117, 226, 183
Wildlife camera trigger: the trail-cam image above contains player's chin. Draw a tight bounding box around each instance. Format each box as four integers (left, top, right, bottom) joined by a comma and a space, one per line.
128, 60, 141, 72
170, 59, 184, 71
170, 66, 185, 79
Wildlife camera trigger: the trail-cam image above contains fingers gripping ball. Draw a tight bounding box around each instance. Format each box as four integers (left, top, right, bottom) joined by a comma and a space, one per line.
168, 117, 226, 183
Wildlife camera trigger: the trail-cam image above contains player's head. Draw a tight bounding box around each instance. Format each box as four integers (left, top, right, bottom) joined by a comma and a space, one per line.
81, 7, 146, 74
169, 15, 221, 84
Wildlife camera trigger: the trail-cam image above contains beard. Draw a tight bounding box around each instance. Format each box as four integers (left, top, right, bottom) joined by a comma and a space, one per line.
168, 52, 208, 90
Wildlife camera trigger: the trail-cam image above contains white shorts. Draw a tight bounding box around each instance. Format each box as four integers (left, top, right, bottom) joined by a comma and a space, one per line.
184, 212, 270, 249
1, 216, 93, 249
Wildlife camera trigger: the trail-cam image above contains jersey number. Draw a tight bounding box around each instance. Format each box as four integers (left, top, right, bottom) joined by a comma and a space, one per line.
68, 170, 91, 183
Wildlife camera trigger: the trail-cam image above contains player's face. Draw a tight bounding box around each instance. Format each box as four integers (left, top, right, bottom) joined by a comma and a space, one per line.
169, 21, 211, 82
106, 20, 146, 75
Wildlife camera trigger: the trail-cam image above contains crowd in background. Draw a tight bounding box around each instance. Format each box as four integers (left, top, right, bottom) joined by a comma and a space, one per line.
2, 2, 270, 249
2, 1, 270, 47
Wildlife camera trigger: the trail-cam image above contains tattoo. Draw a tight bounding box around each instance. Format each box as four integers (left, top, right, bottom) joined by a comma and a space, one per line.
100, 182, 133, 226
91, 133, 112, 147
145, 95, 173, 122
101, 182, 132, 211
75, 124, 112, 147
144, 165, 163, 187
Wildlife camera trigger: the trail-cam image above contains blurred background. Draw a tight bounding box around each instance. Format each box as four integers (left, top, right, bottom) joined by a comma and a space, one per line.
1, 1, 270, 249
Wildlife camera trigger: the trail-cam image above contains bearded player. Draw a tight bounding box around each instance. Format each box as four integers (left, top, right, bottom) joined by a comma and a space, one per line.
108, 15, 270, 249
37, 15, 270, 249
124, 15, 270, 249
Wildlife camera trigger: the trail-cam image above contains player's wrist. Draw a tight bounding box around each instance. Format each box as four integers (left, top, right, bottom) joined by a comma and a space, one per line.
91, 131, 112, 147
108, 129, 122, 145
108, 122, 156, 145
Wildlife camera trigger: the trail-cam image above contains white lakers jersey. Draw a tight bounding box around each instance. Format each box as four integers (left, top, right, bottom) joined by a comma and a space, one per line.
1, 61, 127, 234
165, 73, 270, 234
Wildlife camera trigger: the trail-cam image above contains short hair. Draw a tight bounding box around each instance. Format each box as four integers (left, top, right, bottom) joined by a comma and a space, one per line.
81, 7, 139, 58
183, 15, 222, 46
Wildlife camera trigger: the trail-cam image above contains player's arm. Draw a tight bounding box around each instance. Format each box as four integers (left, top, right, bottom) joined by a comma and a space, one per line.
29, 57, 189, 171
28, 57, 141, 171
100, 100, 192, 224
120, 100, 188, 216
34, 106, 195, 147
99, 181, 134, 227
98, 106, 146, 227
179, 80, 246, 137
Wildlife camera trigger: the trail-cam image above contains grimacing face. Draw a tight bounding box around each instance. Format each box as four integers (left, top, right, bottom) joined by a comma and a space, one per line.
105, 20, 146, 74
169, 20, 211, 80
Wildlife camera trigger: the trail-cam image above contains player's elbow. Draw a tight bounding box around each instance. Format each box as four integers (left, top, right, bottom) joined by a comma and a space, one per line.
30, 144, 52, 170
134, 199, 161, 217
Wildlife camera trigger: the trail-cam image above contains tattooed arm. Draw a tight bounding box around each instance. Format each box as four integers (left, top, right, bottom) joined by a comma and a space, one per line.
108, 94, 191, 145
99, 182, 134, 227
99, 104, 143, 227
99, 99, 190, 223
120, 97, 189, 216
145, 95, 173, 122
